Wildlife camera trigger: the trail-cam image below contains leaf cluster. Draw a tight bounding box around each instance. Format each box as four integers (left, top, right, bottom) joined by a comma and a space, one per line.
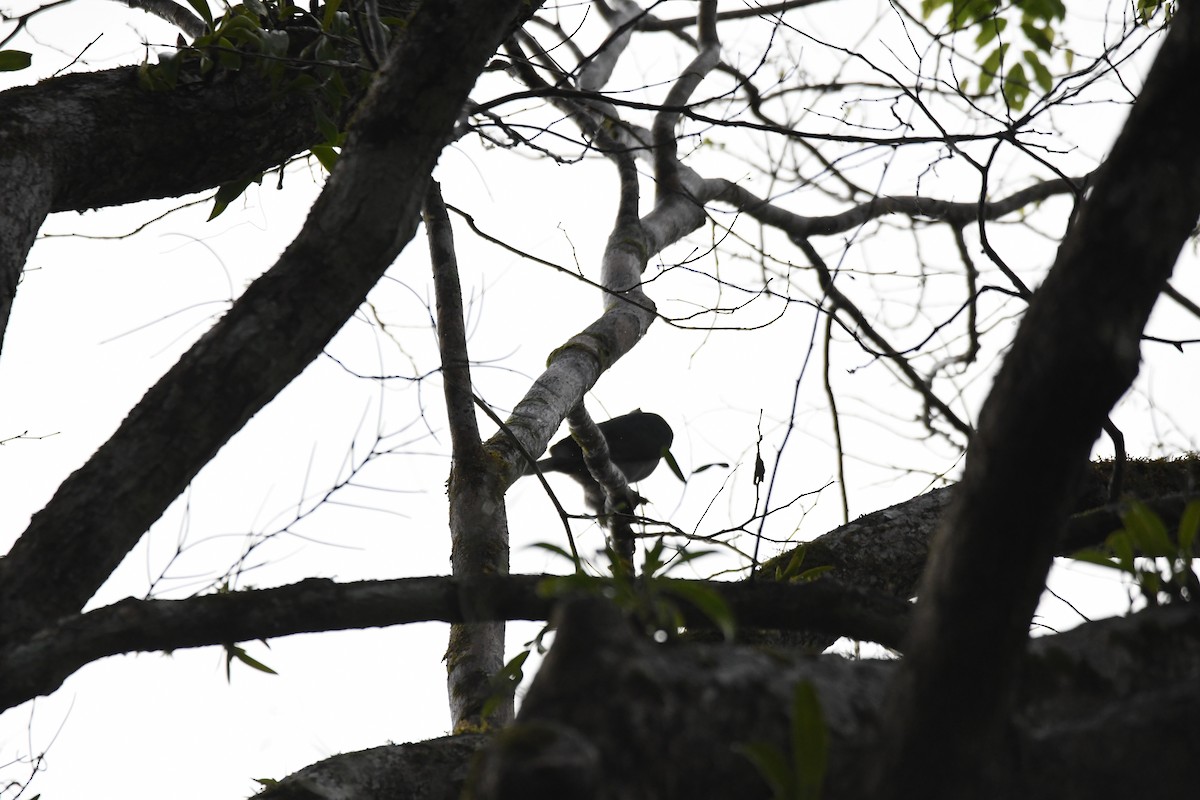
1071, 500, 1200, 606
137, 2, 336, 93
535, 538, 737, 642
922, 0, 1066, 110
137, 1, 376, 215
770, 544, 834, 584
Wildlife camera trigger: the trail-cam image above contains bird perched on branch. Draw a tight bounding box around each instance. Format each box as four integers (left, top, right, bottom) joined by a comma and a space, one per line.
524, 410, 674, 512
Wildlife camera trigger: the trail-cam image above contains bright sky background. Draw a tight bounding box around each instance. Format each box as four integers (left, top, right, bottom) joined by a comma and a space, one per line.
2, 2, 1197, 798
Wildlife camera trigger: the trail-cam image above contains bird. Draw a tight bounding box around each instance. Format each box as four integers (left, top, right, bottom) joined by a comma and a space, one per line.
523, 411, 674, 512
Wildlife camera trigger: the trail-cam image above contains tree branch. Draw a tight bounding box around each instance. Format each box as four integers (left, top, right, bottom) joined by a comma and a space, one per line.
468, 598, 1200, 800
0, 0, 539, 641
426, 181, 512, 730
796, 237, 973, 438
0, 573, 910, 712
873, 5, 1200, 795
651, 0, 719, 197
120, 0, 206, 38
709, 174, 1085, 239
0, 67, 331, 352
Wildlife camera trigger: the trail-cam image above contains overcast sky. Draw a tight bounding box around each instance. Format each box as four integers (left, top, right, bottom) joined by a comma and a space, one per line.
2, 3, 1196, 798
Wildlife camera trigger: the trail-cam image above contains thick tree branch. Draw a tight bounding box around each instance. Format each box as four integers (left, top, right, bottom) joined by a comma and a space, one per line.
260, 600, 1200, 800
426, 181, 512, 730
651, 0, 719, 197
468, 598, 1200, 800
0, 573, 910, 713
873, 6, 1200, 796
756, 459, 1200, 652
121, 0, 206, 37
636, 0, 831, 32
0, 67, 331, 351
709, 174, 1085, 240
0, 0, 538, 641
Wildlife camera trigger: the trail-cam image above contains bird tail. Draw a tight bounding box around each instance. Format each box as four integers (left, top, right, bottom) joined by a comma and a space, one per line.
521, 457, 551, 477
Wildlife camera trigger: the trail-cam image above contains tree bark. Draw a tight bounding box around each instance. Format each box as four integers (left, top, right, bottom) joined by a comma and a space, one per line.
872, 5, 1200, 796
426, 183, 513, 729
0, 0, 537, 641
0, 67, 328, 351
253, 598, 1200, 800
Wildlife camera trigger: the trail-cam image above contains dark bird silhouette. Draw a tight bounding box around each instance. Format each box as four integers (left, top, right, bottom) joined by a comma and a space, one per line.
524, 411, 674, 511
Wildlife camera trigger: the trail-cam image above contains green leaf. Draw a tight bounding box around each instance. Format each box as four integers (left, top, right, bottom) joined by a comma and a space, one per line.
1024, 50, 1053, 92
261, 29, 290, 59
1020, 0, 1065, 21
662, 446, 686, 482
979, 43, 1007, 94
670, 547, 717, 567
795, 564, 834, 582
1124, 501, 1176, 557
527, 541, 582, 573
664, 581, 736, 642
1068, 548, 1123, 571
735, 742, 795, 799
156, 51, 184, 90
285, 73, 321, 93
312, 146, 340, 172
226, 644, 278, 678
1138, 568, 1162, 597
1178, 499, 1200, 555
974, 16, 1006, 49
791, 682, 828, 800
1002, 62, 1029, 109
642, 537, 669, 577
136, 61, 156, 90
1020, 20, 1054, 52
314, 107, 342, 146
215, 37, 242, 70
184, 0, 214, 28
209, 173, 262, 220
774, 547, 807, 581
481, 649, 530, 720
323, 0, 345, 30
224, 24, 262, 48
1107, 531, 1136, 572
949, 0, 985, 30
243, 0, 269, 17
0, 50, 32, 72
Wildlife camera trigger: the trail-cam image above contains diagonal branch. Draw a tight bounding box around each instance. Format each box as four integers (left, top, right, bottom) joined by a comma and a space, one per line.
0, 0, 539, 641
872, 5, 1200, 796
120, 0, 206, 38
796, 237, 972, 438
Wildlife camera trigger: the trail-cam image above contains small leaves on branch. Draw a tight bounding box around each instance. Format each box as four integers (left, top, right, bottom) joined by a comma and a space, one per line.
1070, 499, 1200, 606
137, 1, 385, 213
538, 538, 737, 642
922, 0, 1068, 110
0, 49, 32, 71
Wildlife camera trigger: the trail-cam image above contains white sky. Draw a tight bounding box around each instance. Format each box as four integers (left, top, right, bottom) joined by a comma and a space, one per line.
1, 2, 1197, 798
